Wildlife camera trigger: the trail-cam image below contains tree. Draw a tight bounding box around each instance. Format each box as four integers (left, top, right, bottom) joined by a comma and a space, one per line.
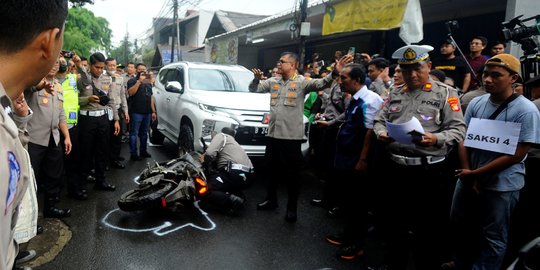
109, 34, 135, 66
69, 0, 94, 8
63, 7, 112, 57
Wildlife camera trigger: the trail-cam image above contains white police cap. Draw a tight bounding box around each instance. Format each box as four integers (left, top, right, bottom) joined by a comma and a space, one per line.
392, 45, 434, 65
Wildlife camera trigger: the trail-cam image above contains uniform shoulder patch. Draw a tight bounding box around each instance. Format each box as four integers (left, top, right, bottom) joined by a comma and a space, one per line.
447, 97, 460, 112
6, 151, 20, 214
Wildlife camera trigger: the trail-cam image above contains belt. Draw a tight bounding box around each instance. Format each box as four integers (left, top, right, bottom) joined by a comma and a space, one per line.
80, 109, 106, 117
231, 164, 253, 173
389, 153, 445, 166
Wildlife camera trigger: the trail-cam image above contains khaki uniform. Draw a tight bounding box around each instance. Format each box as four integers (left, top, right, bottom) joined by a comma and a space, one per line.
0, 83, 31, 269
77, 67, 118, 120
205, 133, 253, 170
111, 74, 128, 113
249, 73, 335, 140
373, 79, 466, 157
369, 77, 390, 99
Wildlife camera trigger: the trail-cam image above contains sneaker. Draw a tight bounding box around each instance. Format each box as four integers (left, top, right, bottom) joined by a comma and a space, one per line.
325, 234, 345, 246
336, 245, 364, 260
15, 250, 36, 265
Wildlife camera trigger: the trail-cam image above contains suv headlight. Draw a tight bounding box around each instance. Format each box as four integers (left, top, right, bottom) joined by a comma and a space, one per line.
202, 120, 216, 137
199, 103, 217, 113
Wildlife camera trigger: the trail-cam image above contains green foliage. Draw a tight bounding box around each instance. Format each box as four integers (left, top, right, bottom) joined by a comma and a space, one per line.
110, 36, 135, 66
63, 7, 112, 57
69, 0, 94, 8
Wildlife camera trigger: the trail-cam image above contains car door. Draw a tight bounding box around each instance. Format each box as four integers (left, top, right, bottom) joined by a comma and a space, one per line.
155, 68, 172, 131
162, 66, 185, 137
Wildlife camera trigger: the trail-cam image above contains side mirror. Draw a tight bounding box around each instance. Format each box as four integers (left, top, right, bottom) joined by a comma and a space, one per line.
166, 81, 183, 93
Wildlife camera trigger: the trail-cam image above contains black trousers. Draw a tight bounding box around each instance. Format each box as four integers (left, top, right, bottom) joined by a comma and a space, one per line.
264, 138, 303, 210
109, 108, 124, 161
79, 114, 110, 183
205, 169, 252, 209
62, 125, 84, 193
335, 168, 369, 246
28, 136, 63, 197
380, 159, 455, 270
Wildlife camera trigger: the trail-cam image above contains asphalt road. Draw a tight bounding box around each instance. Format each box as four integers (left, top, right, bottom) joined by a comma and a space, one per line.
31, 140, 384, 270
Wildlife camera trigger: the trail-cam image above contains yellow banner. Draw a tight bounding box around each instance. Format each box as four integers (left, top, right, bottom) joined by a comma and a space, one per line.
322, 0, 408, 36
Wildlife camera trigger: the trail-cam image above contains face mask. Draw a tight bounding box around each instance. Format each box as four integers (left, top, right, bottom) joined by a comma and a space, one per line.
58, 63, 68, 73
107, 70, 116, 76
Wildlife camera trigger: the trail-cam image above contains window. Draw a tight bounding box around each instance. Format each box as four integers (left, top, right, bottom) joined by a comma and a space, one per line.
188, 68, 253, 92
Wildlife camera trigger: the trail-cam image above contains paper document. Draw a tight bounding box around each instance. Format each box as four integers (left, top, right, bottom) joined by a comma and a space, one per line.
386, 117, 425, 145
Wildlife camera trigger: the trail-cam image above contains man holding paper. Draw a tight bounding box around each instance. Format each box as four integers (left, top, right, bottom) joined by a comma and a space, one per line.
373, 44, 466, 270
451, 54, 540, 270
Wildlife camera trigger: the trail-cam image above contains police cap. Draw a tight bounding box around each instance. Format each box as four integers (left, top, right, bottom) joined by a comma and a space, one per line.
392, 45, 433, 67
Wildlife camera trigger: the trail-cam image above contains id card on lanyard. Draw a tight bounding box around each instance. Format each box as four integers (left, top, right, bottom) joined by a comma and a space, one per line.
464, 118, 521, 155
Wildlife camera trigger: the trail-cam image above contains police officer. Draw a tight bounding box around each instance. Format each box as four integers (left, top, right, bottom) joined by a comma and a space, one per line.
373, 45, 466, 270
75, 52, 120, 192
105, 58, 129, 169
200, 127, 254, 215
0, 0, 68, 268
249, 51, 351, 222
26, 60, 72, 218
56, 56, 87, 200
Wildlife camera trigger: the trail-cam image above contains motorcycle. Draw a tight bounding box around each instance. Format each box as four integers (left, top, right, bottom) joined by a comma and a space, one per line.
118, 151, 208, 212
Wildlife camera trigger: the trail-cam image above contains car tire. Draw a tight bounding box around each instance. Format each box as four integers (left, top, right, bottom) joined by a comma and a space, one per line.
149, 120, 165, 145
178, 124, 194, 156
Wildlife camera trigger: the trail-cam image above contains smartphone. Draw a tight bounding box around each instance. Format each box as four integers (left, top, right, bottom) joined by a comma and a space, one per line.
61, 50, 74, 58
347, 47, 356, 56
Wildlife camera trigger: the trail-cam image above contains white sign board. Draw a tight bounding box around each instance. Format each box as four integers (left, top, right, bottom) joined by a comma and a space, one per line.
464, 118, 521, 155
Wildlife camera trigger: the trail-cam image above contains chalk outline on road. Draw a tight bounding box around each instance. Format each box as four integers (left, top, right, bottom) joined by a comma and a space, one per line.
101, 176, 216, 236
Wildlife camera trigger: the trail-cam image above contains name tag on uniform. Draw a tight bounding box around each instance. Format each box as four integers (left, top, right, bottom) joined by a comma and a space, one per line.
464, 118, 521, 155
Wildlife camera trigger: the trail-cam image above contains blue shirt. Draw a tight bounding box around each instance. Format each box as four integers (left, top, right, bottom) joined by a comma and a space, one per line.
464, 94, 540, 191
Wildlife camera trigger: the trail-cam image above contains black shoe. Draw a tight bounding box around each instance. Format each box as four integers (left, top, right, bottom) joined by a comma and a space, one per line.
94, 182, 116, 191
336, 245, 364, 260
140, 152, 151, 158
226, 194, 245, 216
327, 206, 342, 218
36, 225, 44, 235
325, 234, 345, 246
86, 175, 96, 183
70, 190, 88, 200
310, 198, 325, 207
111, 160, 125, 169
130, 155, 142, 161
256, 200, 278, 211
285, 209, 297, 223
16, 250, 36, 265
117, 156, 126, 161
44, 207, 71, 218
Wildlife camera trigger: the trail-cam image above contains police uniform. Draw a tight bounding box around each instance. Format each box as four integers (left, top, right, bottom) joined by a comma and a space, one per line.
109, 73, 128, 164
0, 83, 31, 269
25, 80, 71, 217
58, 73, 85, 197
249, 72, 335, 221
373, 45, 466, 270
203, 133, 253, 214
77, 66, 118, 191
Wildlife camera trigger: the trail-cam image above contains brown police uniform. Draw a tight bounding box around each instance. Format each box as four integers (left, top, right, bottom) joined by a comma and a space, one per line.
0, 83, 31, 269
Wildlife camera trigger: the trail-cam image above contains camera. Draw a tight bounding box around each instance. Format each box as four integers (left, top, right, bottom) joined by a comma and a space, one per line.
501, 15, 540, 55
61, 50, 74, 58
98, 95, 110, 106
445, 20, 459, 34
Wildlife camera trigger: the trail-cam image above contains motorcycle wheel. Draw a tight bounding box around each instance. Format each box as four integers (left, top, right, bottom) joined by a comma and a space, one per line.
118, 182, 173, 212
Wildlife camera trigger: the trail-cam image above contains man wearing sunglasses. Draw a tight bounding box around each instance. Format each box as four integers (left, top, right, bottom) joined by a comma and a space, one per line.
249, 52, 351, 222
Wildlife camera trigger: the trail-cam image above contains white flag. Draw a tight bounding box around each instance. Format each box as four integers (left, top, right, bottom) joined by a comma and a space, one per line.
399, 0, 423, 45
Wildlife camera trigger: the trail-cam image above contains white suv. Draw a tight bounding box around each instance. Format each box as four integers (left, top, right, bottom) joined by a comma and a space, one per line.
151, 62, 309, 156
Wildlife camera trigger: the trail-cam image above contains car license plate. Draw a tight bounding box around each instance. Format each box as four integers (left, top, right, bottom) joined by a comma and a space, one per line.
254, 127, 268, 137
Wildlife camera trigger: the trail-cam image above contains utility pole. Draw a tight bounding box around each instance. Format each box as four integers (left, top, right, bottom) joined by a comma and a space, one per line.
171, 0, 178, 63
123, 25, 128, 66
298, 0, 308, 68
176, 7, 181, 61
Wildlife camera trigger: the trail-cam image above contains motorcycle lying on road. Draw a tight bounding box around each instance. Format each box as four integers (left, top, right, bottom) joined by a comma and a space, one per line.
118, 151, 209, 212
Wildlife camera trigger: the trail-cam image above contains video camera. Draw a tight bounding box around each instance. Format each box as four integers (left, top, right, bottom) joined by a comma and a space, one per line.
501, 15, 540, 55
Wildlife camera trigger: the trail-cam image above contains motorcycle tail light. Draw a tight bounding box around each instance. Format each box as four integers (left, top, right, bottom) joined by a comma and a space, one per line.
195, 177, 207, 195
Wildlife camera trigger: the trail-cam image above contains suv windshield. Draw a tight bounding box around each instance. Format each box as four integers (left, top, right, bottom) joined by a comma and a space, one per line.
189, 68, 253, 92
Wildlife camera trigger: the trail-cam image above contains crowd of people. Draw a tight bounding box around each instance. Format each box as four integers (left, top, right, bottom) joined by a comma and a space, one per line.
2, 1, 540, 270
251, 38, 540, 269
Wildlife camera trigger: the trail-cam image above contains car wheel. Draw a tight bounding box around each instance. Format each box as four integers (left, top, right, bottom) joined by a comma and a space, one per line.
149, 120, 165, 145
178, 124, 194, 156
